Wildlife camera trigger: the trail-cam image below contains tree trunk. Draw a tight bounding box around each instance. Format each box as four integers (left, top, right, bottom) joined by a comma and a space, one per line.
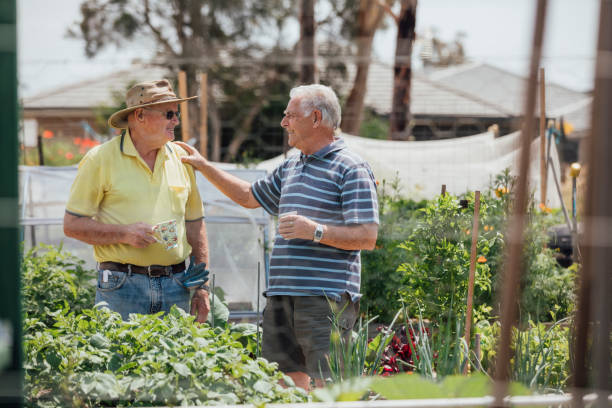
224, 100, 266, 162
208, 93, 222, 162
299, 0, 318, 84
390, 0, 417, 140
341, 0, 390, 135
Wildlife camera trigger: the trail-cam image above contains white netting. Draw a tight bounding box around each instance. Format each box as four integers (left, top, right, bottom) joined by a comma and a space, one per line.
258, 131, 562, 208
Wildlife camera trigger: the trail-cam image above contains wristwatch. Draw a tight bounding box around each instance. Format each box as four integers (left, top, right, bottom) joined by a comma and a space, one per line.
313, 224, 324, 243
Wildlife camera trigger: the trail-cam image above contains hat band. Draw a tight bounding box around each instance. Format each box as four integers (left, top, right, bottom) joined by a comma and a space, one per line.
128, 95, 180, 108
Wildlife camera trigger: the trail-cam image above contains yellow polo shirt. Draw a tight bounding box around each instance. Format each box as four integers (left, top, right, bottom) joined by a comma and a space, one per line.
66, 131, 204, 266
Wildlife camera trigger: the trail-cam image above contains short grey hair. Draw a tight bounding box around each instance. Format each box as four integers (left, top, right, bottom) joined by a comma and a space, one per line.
289, 84, 341, 129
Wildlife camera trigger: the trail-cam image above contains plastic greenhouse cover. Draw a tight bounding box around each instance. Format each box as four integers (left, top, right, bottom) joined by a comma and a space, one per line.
19, 164, 270, 315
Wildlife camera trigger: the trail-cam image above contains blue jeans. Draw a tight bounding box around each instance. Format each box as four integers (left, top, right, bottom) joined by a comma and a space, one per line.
94, 268, 190, 320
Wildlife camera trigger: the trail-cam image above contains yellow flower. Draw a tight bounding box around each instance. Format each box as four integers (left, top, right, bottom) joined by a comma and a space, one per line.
495, 186, 509, 197
539, 203, 552, 213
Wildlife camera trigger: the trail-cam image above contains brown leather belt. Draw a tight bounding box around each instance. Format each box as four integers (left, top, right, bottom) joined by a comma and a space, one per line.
99, 261, 186, 277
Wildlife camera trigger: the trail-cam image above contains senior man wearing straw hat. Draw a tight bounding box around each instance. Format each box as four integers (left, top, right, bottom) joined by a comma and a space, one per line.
64, 79, 211, 322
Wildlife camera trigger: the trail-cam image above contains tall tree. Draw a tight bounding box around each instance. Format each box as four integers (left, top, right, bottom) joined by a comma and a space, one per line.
299, 0, 318, 84
340, 0, 392, 135
70, 0, 295, 162
389, 0, 417, 140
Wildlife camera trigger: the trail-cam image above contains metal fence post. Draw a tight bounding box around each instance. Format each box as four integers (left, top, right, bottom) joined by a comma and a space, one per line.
0, 0, 22, 405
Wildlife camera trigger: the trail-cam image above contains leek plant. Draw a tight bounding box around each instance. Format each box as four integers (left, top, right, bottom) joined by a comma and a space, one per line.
324, 308, 402, 382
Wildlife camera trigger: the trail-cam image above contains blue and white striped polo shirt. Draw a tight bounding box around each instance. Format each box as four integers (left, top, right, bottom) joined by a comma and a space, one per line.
251, 137, 379, 302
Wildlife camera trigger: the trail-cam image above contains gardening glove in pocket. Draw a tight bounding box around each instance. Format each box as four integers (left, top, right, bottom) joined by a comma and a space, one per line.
179, 256, 210, 288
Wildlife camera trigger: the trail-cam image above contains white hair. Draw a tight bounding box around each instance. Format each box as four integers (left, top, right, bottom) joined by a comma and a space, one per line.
289, 84, 341, 129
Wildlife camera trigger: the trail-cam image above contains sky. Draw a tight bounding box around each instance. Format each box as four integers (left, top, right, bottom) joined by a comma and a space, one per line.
18, 0, 600, 98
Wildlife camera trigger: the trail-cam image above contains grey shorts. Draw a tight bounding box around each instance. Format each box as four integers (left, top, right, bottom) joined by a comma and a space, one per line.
262, 294, 359, 379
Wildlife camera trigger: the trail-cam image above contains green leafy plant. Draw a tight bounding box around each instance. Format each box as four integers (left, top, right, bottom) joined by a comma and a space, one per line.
313, 372, 530, 402
24, 306, 308, 407
474, 317, 571, 392
361, 175, 427, 323
397, 192, 496, 321
403, 304, 469, 379
22, 244, 96, 328
325, 308, 402, 382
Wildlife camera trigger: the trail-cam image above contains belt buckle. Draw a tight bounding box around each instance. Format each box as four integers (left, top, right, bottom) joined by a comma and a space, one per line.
146, 265, 171, 277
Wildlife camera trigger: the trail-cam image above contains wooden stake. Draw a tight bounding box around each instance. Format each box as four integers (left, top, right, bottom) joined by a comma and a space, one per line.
178, 71, 191, 142
572, 1, 612, 404
474, 333, 482, 371
199, 73, 208, 158
540, 68, 547, 205
441, 184, 447, 196
463, 190, 480, 374
493, 1, 548, 405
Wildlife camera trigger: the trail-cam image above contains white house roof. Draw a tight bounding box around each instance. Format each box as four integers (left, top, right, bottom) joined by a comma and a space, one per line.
428, 62, 591, 119
23, 64, 171, 109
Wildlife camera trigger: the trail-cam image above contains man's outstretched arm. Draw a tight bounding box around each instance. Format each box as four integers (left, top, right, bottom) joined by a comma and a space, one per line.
175, 141, 260, 209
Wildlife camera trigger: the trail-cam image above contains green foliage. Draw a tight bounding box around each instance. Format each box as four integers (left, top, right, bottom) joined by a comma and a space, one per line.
397, 192, 498, 321
326, 308, 402, 382
359, 109, 389, 140
361, 175, 427, 323
24, 306, 308, 407
21, 245, 290, 406
22, 245, 96, 327
475, 318, 571, 392
403, 304, 468, 379
394, 169, 575, 325
313, 373, 530, 402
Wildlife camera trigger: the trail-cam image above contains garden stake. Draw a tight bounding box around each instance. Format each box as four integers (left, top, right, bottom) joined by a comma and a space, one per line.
211, 274, 215, 329
474, 333, 482, 371
570, 162, 582, 264
199, 72, 208, 157
573, 3, 612, 404
539, 67, 547, 206
441, 184, 446, 196
463, 190, 480, 375
493, 0, 548, 405
256, 261, 261, 358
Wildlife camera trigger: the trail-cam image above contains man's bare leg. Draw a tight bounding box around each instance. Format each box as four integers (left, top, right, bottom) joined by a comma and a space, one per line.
286, 371, 311, 391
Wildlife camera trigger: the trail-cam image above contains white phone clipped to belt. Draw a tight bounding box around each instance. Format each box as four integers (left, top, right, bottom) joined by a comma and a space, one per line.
102, 270, 112, 283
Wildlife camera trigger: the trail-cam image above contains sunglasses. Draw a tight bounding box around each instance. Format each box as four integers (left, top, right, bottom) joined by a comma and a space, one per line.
144, 107, 181, 120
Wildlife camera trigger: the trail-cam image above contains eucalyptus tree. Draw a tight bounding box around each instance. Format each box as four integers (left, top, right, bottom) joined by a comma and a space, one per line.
69, 0, 297, 161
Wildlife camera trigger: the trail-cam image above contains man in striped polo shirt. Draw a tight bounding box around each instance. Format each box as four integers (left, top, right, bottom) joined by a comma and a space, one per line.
176, 84, 378, 390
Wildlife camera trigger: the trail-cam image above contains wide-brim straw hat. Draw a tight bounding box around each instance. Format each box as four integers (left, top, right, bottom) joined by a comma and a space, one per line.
108, 78, 198, 129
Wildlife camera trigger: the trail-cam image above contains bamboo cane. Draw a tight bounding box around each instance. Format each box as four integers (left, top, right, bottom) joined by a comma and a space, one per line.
540, 68, 547, 205
211, 274, 216, 329
572, 2, 612, 405
463, 190, 480, 374
493, 1, 548, 405
199, 73, 208, 158
256, 262, 261, 358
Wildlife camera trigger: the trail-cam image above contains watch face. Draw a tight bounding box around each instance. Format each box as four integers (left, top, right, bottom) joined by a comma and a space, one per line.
314, 225, 323, 241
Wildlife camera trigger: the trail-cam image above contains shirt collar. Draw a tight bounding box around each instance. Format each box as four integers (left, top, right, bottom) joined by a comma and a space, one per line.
300, 137, 346, 162
120, 130, 173, 158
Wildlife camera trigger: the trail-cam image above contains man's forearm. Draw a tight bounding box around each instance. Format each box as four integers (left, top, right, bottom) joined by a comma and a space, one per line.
186, 219, 209, 265
319, 223, 378, 251
196, 162, 259, 209
63, 213, 126, 245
